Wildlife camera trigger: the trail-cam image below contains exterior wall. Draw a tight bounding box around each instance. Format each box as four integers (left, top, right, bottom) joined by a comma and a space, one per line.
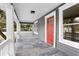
38, 6, 79, 56
38, 17, 45, 41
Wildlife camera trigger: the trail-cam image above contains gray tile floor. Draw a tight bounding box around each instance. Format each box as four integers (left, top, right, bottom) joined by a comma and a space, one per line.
15, 34, 68, 56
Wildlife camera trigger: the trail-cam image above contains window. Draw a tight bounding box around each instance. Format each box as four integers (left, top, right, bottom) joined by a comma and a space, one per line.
20, 23, 32, 31
63, 4, 79, 43
59, 3, 79, 49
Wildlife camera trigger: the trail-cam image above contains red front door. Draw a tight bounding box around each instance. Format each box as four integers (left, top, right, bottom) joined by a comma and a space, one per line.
47, 16, 54, 46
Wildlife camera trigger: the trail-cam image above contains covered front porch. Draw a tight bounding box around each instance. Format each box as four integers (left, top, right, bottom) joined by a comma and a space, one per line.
0, 3, 79, 56
0, 3, 66, 56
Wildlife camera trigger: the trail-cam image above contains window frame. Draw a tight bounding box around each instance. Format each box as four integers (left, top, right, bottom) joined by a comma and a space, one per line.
59, 3, 79, 49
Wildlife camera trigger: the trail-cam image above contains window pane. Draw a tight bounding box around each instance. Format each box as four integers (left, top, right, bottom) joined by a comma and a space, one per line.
63, 4, 79, 42
64, 25, 79, 42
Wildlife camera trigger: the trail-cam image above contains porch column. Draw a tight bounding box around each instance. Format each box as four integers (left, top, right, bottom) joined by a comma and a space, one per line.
32, 24, 34, 34
6, 4, 15, 56
32, 21, 38, 35
16, 22, 21, 39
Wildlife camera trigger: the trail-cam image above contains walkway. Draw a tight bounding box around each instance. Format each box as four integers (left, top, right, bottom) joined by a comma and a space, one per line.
15, 32, 68, 56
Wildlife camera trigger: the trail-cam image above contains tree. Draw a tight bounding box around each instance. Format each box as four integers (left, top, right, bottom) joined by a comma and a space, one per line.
0, 9, 6, 32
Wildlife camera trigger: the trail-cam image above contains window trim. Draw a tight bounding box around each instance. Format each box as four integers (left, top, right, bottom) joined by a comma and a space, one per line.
59, 3, 79, 49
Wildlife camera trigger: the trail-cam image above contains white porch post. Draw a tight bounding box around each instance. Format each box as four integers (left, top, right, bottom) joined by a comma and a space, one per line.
32, 23, 35, 35
32, 21, 38, 35
6, 5, 15, 56
16, 22, 21, 39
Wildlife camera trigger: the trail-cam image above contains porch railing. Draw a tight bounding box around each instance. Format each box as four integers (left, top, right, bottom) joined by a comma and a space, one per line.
0, 39, 14, 56
0, 30, 6, 40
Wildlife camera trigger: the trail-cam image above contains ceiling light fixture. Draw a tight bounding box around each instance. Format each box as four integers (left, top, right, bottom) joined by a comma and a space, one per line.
31, 10, 35, 14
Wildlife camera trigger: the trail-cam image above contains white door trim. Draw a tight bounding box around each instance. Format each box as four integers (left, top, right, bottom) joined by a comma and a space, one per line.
45, 11, 56, 48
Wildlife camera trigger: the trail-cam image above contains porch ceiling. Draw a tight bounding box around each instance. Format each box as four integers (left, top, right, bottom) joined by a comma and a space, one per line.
13, 3, 61, 23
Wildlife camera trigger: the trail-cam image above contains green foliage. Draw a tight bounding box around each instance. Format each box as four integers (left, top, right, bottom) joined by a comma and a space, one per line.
14, 22, 17, 31
0, 9, 6, 32
21, 23, 32, 31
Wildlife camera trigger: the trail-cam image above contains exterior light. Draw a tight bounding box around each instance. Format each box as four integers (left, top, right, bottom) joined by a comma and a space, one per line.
31, 10, 35, 14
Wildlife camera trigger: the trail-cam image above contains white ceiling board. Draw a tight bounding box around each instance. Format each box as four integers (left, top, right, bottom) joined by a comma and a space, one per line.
13, 3, 61, 22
